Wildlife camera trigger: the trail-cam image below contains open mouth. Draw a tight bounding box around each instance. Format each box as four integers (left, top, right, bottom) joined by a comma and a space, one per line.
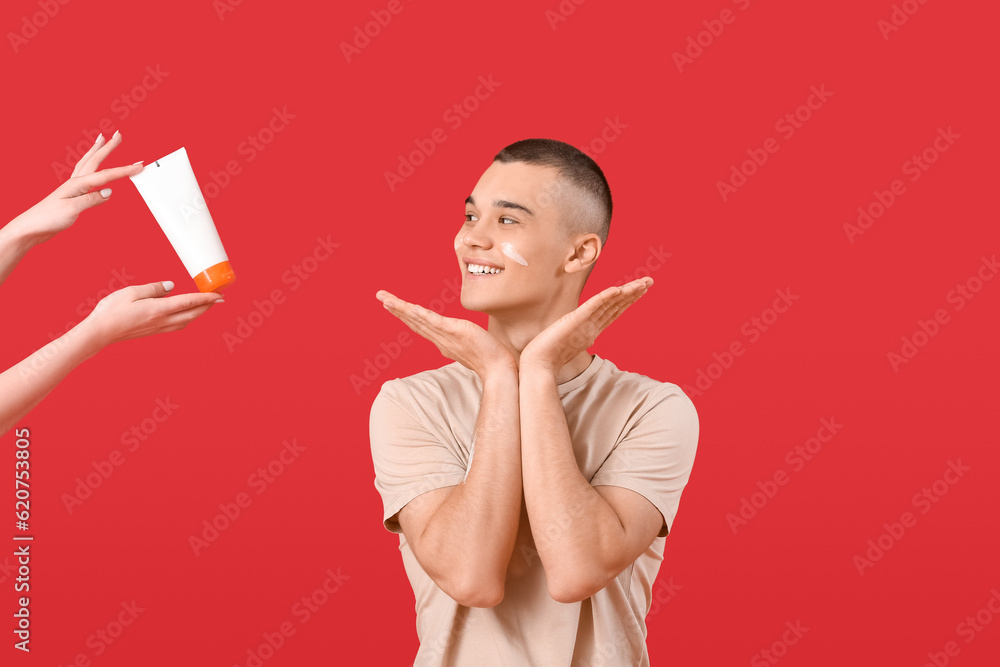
466, 263, 504, 275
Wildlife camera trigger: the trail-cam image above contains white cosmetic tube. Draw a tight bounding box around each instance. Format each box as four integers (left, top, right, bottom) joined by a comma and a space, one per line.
130, 147, 235, 293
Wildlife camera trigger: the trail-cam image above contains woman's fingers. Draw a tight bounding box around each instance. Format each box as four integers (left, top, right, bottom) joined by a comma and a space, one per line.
89, 129, 124, 168
71, 133, 108, 178
65, 163, 144, 198
122, 281, 222, 312
156, 302, 218, 331
73, 130, 124, 177
154, 291, 225, 314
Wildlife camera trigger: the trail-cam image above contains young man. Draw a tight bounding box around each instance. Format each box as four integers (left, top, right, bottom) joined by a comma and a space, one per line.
370, 138, 698, 666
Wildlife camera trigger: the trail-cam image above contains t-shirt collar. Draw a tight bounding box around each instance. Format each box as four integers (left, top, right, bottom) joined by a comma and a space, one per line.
557, 353, 603, 397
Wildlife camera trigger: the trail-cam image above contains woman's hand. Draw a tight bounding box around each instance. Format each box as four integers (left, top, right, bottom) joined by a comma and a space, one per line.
81, 281, 224, 350
8, 130, 143, 245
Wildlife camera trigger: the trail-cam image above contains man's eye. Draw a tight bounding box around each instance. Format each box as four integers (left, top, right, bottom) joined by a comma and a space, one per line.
500, 217, 517, 225
465, 213, 478, 223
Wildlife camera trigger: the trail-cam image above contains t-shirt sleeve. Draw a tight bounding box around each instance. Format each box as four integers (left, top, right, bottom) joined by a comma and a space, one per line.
369, 380, 468, 533
590, 384, 699, 537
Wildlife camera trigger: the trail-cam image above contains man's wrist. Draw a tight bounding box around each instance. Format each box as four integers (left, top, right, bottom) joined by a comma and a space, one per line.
517, 362, 560, 392
517, 355, 558, 380
480, 360, 519, 386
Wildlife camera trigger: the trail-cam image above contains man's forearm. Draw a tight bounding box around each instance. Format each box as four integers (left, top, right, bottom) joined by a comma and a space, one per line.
417, 365, 522, 602
519, 365, 631, 602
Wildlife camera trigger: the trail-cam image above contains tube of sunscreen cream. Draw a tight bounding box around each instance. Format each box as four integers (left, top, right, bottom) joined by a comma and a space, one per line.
129, 147, 235, 293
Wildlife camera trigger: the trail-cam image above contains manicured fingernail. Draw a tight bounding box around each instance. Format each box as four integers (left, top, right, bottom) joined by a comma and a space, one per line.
99, 188, 112, 197
162, 281, 175, 292
112, 130, 121, 140
132, 160, 144, 166
95, 133, 104, 144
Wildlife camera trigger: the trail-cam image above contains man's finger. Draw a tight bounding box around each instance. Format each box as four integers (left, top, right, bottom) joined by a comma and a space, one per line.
387, 296, 447, 330
599, 290, 646, 330
376, 289, 402, 308
393, 309, 440, 340
387, 309, 441, 348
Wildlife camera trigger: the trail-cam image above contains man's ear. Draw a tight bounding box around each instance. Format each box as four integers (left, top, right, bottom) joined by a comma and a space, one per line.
564, 233, 601, 275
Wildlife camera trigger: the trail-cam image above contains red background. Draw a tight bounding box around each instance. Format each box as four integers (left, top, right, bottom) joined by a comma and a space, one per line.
2, 0, 998, 665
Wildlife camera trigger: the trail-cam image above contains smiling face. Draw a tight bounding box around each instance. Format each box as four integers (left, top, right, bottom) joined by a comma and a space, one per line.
455, 160, 600, 317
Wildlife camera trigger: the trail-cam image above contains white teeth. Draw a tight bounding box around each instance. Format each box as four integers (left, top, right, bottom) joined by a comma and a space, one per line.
468, 263, 504, 275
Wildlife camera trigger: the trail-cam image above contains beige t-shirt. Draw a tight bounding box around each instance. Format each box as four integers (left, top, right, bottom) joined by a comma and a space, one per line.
369, 354, 699, 666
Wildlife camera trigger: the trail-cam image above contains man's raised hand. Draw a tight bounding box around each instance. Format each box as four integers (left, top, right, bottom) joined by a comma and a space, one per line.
376, 290, 516, 380
520, 277, 652, 373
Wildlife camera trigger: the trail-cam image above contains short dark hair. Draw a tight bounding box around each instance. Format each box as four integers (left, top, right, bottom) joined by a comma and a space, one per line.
493, 138, 612, 247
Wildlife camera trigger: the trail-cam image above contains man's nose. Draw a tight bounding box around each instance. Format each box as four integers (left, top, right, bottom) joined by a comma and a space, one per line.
463, 219, 493, 248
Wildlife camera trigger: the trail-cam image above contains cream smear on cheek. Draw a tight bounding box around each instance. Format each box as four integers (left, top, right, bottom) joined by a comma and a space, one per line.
500, 242, 528, 266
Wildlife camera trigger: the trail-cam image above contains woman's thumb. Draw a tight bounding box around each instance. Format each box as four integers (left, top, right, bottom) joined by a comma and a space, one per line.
144, 280, 175, 299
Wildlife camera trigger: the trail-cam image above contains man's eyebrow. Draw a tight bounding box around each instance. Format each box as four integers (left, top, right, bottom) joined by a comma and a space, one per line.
464, 195, 534, 217
494, 199, 534, 217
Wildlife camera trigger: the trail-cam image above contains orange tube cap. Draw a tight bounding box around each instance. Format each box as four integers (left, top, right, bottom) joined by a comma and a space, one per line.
193, 261, 236, 293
